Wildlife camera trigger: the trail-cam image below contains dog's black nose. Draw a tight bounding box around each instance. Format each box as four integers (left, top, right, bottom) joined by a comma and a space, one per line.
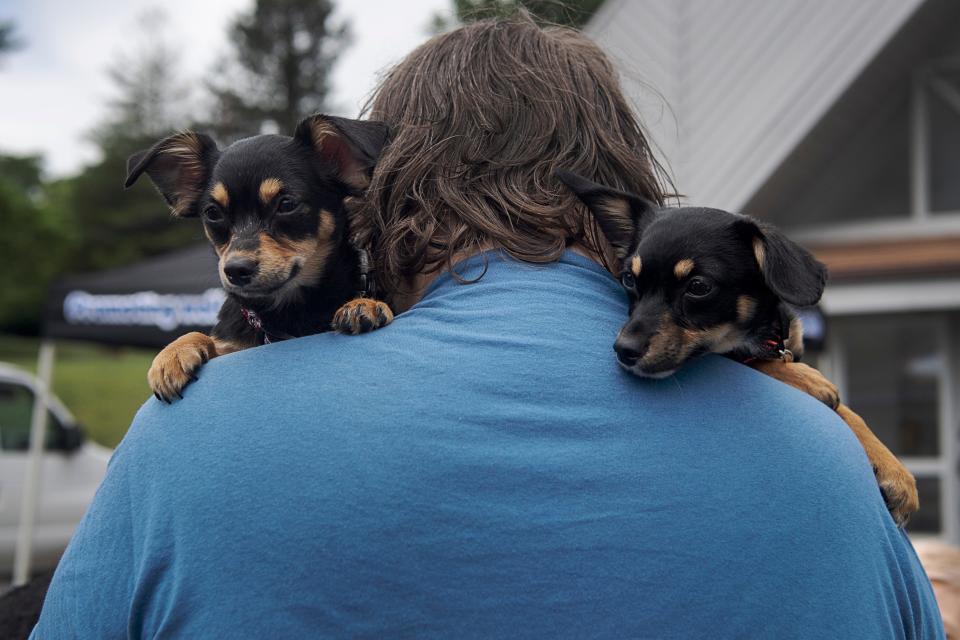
614, 338, 646, 367
224, 258, 258, 286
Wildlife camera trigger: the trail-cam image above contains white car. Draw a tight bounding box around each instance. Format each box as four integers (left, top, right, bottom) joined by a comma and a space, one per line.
0, 363, 110, 577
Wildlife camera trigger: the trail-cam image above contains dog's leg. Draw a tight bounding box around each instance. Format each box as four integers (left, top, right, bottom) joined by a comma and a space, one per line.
211, 337, 245, 356
750, 359, 839, 409
331, 297, 394, 335
835, 404, 919, 527
148, 332, 218, 403
751, 359, 919, 526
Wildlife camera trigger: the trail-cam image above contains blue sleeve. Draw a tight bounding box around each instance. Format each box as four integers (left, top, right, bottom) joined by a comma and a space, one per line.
902, 531, 948, 639
30, 437, 137, 638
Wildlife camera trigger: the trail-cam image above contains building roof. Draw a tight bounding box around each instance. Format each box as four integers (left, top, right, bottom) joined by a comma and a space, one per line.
587, 0, 925, 211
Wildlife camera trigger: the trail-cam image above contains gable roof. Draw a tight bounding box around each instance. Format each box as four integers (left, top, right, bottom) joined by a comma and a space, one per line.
743, 0, 960, 227
587, 0, 925, 211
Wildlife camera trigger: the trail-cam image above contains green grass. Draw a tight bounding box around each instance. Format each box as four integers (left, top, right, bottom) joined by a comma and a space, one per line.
0, 334, 154, 448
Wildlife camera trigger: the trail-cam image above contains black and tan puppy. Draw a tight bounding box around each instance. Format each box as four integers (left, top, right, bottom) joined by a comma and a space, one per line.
557, 169, 919, 526
126, 115, 393, 402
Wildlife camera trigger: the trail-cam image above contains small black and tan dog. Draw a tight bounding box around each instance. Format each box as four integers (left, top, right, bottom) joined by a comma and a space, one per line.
126, 114, 393, 402
557, 169, 919, 526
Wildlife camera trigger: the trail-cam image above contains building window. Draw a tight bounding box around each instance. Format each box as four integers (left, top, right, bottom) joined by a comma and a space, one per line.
913, 60, 960, 217
912, 476, 943, 534
832, 313, 953, 536
927, 68, 960, 213
844, 316, 942, 457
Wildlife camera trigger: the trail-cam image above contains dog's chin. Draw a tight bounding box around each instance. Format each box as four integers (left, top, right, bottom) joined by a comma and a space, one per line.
618, 359, 678, 379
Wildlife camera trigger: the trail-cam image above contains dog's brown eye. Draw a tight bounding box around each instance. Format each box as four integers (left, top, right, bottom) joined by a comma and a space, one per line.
276, 196, 299, 214
687, 277, 713, 297
203, 205, 223, 222
621, 272, 636, 289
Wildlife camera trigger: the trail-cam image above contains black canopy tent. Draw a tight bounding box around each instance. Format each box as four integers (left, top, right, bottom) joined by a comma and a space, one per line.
15, 244, 223, 585
43, 244, 223, 348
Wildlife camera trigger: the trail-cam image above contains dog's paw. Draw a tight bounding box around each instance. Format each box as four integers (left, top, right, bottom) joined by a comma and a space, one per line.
833, 404, 918, 528
876, 460, 920, 528
148, 332, 216, 403
331, 298, 394, 335
750, 360, 839, 409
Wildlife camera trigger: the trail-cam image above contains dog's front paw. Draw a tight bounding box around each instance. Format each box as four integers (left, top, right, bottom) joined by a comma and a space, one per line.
331, 298, 394, 335
834, 405, 919, 527
877, 461, 920, 528
148, 332, 216, 403
750, 360, 839, 409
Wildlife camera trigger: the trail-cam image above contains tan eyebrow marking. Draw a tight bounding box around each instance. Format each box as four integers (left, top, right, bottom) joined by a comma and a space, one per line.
753, 238, 766, 272
630, 255, 642, 277
674, 258, 695, 279
211, 182, 229, 208
736, 295, 757, 323
258, 178, 283, 204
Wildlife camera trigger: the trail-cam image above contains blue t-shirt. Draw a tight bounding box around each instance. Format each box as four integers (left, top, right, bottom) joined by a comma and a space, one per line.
34, 251, 942, 639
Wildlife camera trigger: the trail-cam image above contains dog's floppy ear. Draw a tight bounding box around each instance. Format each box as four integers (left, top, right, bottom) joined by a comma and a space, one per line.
736, 217, 827, 307
555, 169, 654, 259
294, 114, 390, 191
125, 132, 219, 217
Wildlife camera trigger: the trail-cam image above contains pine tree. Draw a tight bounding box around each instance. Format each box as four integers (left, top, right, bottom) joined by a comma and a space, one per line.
92, 10, 191, 151
206, 0, 349, 142
68, 9, 201, 272
0, 21, 21, 56
434, 0, 604, 31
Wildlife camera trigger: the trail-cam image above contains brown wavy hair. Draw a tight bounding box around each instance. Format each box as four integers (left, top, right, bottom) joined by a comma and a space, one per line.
356, 14, 671, 292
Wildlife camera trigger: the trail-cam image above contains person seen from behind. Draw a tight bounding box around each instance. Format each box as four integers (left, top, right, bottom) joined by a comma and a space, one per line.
34, 14, 943, 639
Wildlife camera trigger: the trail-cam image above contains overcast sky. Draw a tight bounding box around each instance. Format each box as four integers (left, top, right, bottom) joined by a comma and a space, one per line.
0, 0, 451, 177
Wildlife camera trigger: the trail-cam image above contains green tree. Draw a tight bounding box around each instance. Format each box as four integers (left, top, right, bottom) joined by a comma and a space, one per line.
67, 9, 202, 272
0, 155, 76, 333
91, 9, 191, 151
0, 23, 73, 332
434, 0, 603, 30
0, 20, 22, 57
205, 0, 349, 141
0, 154, 44, 193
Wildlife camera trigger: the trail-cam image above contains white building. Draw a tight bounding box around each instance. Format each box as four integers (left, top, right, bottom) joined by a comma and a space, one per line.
589, 0, 960, 540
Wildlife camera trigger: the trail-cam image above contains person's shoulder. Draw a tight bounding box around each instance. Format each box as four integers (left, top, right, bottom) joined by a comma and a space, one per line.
120, 329, 390, 446
683, 355, 844, 424
666, 355, 871, 486
640, 354, 846, 427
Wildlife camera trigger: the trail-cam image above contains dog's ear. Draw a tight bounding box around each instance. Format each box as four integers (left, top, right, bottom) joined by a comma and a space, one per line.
125, 132, 219, 217
555, 169, 654, 259
736, 217, 827, 307
294, 114, 390, 191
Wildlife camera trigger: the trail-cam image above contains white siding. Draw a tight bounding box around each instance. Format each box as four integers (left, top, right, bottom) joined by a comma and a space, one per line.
587, 0, 924, 210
